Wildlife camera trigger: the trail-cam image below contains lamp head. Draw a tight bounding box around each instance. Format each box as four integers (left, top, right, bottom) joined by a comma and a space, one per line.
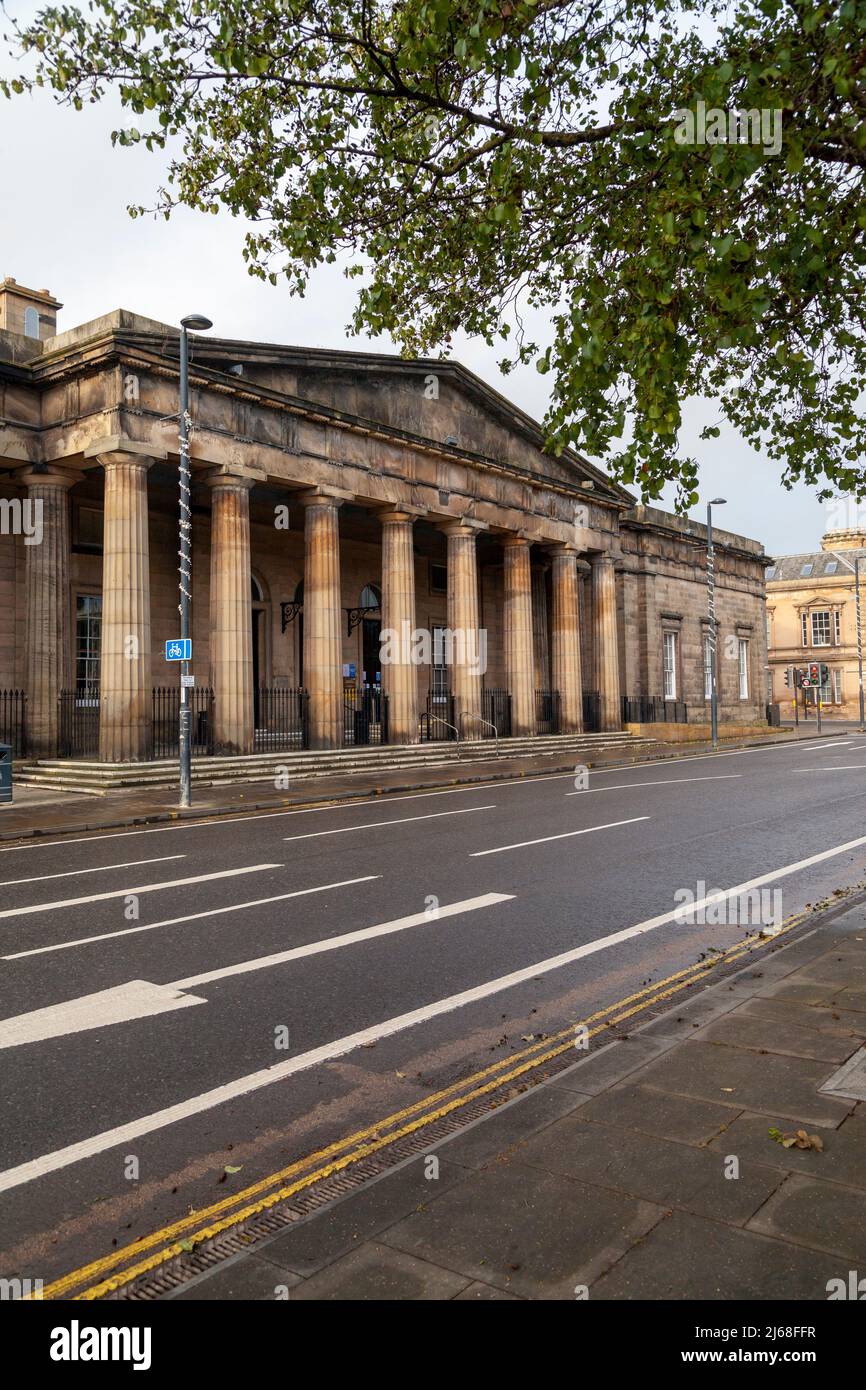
710, 497, 727, 506
180, 314, 213, 332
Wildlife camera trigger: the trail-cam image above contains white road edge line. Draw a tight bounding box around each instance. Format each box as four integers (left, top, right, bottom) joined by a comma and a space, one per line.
470, 815, 649, 856
282, 805, 495, 841
5, 829, 866, 1192
2, 876, 382, 960
0, 865, 282, 922
792, 766, 866, 772
0, 855, 186, 889
566, 776, 741, 796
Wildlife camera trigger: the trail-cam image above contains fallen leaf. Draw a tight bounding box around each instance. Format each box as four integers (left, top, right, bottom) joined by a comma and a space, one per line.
225, 1165, 242, 1174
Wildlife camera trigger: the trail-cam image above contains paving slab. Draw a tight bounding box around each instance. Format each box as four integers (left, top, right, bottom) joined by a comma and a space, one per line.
632, 1039, 854, 1128
820, 1046, 866, 1102
547, 1035, 678, 1096
453, 1281, 523, 1300
737, 996, 866, 1040
288, 1242, 472, 1300
694, 1011, 860, 1063
170, 1253, 301, 1301
379, 1161, 663, 1300
747, 1172, 866, 1263
434, 1082, 589, 1172
514, 1116, 783, 1224
708, 1112, 866, 1190
576, 1082, 739, 1145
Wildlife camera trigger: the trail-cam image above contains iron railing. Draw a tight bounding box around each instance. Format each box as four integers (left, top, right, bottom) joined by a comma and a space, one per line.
343, 685, 388, 746
621, 694, 689, 724
482, 688, 512, 739
59, 686, 100, 758
535, 689, 561, 736
420, 692, 457, 741
152, 686, 215, 758
254, 688, 309, 752
0, 689, 26, 756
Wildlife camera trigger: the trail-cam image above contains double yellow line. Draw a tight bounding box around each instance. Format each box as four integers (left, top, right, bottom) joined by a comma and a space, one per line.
36, 911, 808, 1301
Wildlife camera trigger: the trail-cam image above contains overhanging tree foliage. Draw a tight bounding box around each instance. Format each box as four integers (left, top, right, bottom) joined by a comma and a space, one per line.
3, 0, 865, 505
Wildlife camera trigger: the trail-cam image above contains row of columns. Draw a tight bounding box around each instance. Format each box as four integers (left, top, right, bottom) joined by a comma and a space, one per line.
17, 451, 622, 760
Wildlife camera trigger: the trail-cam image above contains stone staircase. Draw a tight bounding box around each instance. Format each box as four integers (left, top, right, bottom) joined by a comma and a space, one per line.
15, 731, 659, 796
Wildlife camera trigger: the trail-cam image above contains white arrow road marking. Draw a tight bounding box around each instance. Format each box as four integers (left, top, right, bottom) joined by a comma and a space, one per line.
0, 982, 207, 1049
282, 805, 495, 841
4, 831, 866, 1191
566, 776, 741, 796
0, 894, 512, 1048
0, 855, 186, 888
0, 864, 282, 921
470, 815, 649, 856
2, 876, 381, 960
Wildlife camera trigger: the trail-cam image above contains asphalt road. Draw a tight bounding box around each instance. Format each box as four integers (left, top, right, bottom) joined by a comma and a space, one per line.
3, 735, 866, 1288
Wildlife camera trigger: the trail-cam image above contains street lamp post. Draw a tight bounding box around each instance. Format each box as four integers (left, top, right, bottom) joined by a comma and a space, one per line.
707, 498, 727, 752
177, 314, 213, 807
828, 548, 865, 734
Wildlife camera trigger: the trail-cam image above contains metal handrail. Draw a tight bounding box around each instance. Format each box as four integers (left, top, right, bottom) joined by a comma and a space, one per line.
458, 711, 499, 758
426, 714, 461, 746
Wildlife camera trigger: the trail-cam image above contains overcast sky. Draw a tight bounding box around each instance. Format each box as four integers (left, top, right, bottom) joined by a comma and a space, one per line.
0, 7, 840, 557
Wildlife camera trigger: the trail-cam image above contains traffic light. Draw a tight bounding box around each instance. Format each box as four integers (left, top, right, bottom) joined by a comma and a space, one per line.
809, 663, 820, 687
819, 663, 830, 685
784, 668, 790, 688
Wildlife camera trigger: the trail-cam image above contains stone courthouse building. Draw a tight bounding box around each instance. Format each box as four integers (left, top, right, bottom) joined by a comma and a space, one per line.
0, 277, 770, 769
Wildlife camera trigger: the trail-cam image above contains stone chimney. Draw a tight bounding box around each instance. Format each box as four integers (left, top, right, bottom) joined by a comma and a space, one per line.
0, 277, 62, 340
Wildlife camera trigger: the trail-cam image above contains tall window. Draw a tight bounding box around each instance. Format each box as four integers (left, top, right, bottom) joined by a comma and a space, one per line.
23, 306, 39, 338
431, 626, 449, 699
801, 613, 808, 646
834, 610, 841, 644
810, 610, 831, 646
833, 669, 842, 704
75, 595, 102, 691
703, 636, 713, 701
663, 632, 678, 700
738, 638, 750, 699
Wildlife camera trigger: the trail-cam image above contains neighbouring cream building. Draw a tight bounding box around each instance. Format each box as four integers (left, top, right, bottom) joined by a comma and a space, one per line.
0, 277, 770, 766
767, 528, 866, 718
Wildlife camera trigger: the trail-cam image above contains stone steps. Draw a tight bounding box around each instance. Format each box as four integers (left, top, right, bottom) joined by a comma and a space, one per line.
15, 732, 659, 795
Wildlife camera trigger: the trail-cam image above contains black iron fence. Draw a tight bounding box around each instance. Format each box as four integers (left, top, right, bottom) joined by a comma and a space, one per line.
582, 691, 600, 733
152, 686, 215, 758
254, 688, 308, 752
59, 687, 100, 758
0, 689, 26, 756
621, 694, 688, 724
343, 685, 388, 746
482, 688, 512, 738
535, 689, 561, 736
420, 692, 457, 741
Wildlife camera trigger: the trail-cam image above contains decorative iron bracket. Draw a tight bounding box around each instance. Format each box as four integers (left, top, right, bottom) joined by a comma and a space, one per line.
345, 605, 377, 636
280, 601, 303, 633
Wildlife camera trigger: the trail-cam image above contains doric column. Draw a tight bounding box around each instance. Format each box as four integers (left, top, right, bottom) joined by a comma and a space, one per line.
531, 563, 550, 693
95, 450, 154, 761
207, 473, 255, 756
301, 488, 346, 750
550, 544, 584, 733
503, 535, 535, 736
380, 508, 420, 745
15, 466, 80, 758
442, 522, 483, 736
592, 552, 622, 731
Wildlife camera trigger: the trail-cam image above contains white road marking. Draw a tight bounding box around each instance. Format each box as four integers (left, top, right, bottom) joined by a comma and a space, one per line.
172, 893, 514, 989
282, 805, 495, 842
0, 856, 186, 888
5, 830, 866, 1191
470, 815, 649, 856
0, 981, 207, 1048
793, 766, 866, 772
2, 876, 381, 960
566, 775, 740, 796
0, 895, 512, 1049
795, 740, 850, 752
0, 865, 282, 922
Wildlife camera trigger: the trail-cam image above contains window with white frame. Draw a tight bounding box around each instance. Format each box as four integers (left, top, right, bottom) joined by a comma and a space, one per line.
663, 632, 678, 700
738, 638, 750, 699
834, 609, 841, 644
810, 610, 831, 646
833, 669, 842, 704
75, 595, 102, 691
703, 636, 713, 701
801, 613, 808, 646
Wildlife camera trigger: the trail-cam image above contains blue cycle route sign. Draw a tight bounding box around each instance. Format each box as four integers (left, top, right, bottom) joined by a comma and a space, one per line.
165, 638, 192, 661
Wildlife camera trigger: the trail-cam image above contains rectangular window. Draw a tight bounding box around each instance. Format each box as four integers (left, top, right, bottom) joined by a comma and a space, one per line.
834, 610, 841, 645
430, 563, 447, 596
75, 594, 102, 691
73, 505, 104, 553
431, 625, 449, 699
738, 638, 750, 699
810, 610, 831, 646
663, 632, 677, 700
833, 669, 842, 704
801, 613, 808, 646
703, 636, 713, 701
